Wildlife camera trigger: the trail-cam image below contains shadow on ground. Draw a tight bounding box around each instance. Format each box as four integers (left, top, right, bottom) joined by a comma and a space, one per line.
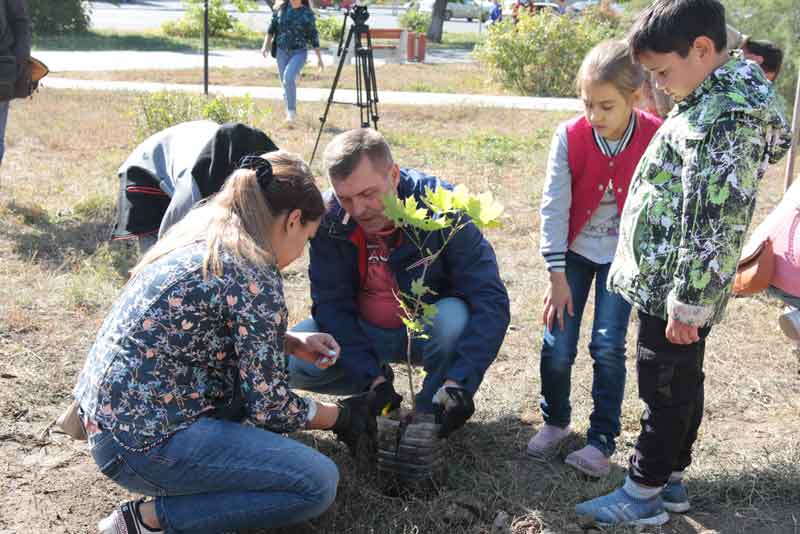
2, 199, 134, 277
242, 414, 800, 533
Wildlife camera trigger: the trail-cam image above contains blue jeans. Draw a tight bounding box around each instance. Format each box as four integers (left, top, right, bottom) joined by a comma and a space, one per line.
276, 48, 307, 113
90, 418, 338, 534
539, 251, 631, 456
289, 297, 469, 412
0, 100, 9, 165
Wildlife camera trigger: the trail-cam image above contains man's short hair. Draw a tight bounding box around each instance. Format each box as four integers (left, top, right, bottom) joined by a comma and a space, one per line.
743, 38, 784, 79
628, 0, 727, 59
323, 128, 394, 181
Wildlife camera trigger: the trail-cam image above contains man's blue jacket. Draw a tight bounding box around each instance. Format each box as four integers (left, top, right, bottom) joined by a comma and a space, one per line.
309, 168, 510, 394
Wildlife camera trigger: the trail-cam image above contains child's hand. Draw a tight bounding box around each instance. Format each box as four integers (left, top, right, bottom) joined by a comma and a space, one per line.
542, 272, 573, 331
665, 317, 700, 344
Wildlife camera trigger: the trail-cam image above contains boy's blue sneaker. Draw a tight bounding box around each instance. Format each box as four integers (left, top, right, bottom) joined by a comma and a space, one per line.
575, 487, 669, 528
662, 480, 690, 513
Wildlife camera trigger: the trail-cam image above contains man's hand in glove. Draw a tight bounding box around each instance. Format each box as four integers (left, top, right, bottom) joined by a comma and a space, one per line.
331, 394, 376, 456
432, 382, 475, 438
366, 364, 403, 416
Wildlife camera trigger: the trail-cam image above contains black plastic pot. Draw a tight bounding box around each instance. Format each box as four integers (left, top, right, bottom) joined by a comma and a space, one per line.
375, 410, 446, 495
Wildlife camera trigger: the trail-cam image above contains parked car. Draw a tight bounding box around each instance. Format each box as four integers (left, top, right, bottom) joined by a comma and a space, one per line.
317, 0, 355, 10
510, 0, 561, 21
567, 0, 624, 16
419, 0, 488, 22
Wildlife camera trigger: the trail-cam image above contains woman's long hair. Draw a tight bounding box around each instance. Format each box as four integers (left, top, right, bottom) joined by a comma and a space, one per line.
132, 150, 324, 279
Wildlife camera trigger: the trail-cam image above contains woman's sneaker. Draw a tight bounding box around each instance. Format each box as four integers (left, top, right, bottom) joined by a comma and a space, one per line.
662, 480, 691, 513
98, 500, 161, 534
526, 424, 570, 457
575, 487, 669, 528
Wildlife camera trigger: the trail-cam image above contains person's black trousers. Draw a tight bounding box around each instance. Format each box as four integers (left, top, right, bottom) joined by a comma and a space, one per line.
628, 311, 712, 487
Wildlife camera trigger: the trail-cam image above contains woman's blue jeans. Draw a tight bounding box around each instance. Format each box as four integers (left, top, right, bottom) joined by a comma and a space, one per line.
90, 417, 338, 534
539, 251, 631, 456
0, 100, 9, 165
276, 47, 307, 113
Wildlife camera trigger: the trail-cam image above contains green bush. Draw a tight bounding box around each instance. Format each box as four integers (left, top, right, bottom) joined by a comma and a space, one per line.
133, 91, 270, 140
162, 0, 255, 38
399, 10, 431, 34
316, 15, 344, 44
474, 11, 620, 97
27, 0, 90, 35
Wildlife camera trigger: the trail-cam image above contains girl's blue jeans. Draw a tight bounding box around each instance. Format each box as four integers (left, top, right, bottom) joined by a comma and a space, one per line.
90, 417, 338, 534
276, 48, 307, 113
539, 251, 631, 456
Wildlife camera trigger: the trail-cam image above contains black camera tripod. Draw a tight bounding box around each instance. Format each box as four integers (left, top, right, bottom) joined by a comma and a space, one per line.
310, 5, 380, 165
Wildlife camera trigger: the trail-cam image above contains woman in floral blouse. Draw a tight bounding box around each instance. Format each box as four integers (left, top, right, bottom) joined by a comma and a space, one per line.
75, 151, 373, 534
262, 0, 324, 124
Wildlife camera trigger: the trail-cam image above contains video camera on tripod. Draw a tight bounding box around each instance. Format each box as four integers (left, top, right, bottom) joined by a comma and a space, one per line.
310, 3, 380, 164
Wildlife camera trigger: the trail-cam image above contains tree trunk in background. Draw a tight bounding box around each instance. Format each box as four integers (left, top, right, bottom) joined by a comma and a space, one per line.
426, 0, 448, 43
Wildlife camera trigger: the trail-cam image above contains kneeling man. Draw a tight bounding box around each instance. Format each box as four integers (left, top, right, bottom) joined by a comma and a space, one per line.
290, 128, 510, 437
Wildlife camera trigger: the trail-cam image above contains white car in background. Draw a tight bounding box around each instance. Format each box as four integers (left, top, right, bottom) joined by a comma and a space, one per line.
567, 0, 624, 15
419, 0, 489, 21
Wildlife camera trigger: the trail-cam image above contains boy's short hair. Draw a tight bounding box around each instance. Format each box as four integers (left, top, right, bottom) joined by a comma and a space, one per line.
743, 38, 784, 79
628, 0, 727, 59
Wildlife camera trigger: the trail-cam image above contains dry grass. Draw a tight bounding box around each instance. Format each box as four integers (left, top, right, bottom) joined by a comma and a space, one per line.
55, 62, 510, 96
1, 89, 799, 534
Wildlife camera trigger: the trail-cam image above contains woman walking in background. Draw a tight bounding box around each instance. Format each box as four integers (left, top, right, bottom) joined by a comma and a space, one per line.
530, 40, 662, 478
262, 0, 324, 124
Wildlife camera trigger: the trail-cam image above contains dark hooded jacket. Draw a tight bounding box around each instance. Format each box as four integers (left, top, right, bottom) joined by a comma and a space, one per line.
112, 122, 278, 240
0, 0, 30, 68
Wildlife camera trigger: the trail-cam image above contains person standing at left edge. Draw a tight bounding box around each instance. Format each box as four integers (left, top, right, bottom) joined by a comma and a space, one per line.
0, 0, 30, 169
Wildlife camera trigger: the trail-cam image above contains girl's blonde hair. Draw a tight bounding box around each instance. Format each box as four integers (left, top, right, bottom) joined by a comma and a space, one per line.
575, 39, 646, 97
132, 150, 324, 279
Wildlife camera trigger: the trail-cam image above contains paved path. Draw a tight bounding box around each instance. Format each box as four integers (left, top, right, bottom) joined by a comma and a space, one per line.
43, 76, 583, 111
34, 47, 475, 73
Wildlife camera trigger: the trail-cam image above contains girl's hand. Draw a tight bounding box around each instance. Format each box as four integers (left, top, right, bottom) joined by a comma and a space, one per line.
261, 46, 268, 58
317, 55, 324, 71
285, 332, 340, 368
542, 272, 573, 331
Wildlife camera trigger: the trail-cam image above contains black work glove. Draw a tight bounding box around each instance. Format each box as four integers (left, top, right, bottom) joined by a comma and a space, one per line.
365, 363, 403, 416
331, 394, 377, 456
366, 380, 403, 417
432, 385, 475, 438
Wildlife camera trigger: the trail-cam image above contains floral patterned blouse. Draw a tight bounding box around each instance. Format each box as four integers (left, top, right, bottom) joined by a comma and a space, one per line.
74, 241, 312, 451
268, 4, 320, 52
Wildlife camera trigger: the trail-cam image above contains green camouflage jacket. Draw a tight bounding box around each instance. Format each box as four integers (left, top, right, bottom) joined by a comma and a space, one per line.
608, 55, 791, 327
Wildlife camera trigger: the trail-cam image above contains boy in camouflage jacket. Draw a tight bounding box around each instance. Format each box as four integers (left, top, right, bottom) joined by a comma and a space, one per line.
576, 0, 791, 528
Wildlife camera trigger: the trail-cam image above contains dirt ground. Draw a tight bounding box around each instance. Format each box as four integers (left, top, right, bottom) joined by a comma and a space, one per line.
1, 90, 799, 533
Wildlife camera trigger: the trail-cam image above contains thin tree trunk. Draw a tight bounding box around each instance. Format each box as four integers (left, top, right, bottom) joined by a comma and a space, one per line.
426, 0, 448, 42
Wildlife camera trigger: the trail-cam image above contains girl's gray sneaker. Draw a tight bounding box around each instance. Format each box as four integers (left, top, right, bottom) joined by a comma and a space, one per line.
526, 424, 570, 457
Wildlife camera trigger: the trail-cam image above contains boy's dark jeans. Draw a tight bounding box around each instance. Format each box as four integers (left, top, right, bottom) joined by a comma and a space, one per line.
629, 311, 712, 487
